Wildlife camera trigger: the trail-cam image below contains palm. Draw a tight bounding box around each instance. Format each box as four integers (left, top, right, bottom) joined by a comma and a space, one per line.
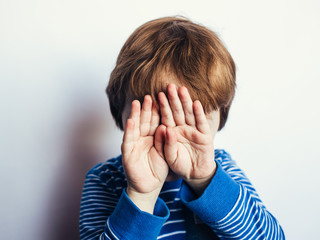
124, 136, 168, 193
169, 125, 214, 180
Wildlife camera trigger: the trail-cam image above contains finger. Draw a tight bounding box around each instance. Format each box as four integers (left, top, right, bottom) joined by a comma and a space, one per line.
164, 127, 178, 167
158, 92, 176, 127
154, 124, 166, 158
149, 104, 160, 135
193, 100, 210, 134
121, 119, 135, 159
130, 100, 141, 139
178, 86, 195, 126
140, 95, 152, 136
167, 83, 185, 125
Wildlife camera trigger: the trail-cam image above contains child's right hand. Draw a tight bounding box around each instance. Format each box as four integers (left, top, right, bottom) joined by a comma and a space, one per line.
121, 95, 169, 213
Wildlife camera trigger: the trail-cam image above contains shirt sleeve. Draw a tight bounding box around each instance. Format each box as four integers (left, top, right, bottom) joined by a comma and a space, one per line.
79, 167, 169, 240
180, 150, 285, 239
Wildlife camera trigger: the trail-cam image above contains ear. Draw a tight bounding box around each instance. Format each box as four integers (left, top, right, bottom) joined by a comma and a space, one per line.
218, 106, 230, 131
121, 101, 132, 131
206, 109, 220, 136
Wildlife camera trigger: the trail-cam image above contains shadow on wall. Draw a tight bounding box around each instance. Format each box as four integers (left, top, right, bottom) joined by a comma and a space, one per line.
41, 105, 110, 240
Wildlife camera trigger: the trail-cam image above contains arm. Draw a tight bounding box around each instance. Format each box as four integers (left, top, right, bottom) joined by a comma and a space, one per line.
79, 169, 169, 240
158, 84, 285, 239
80, 95, 170, 239
180, 150, 285, 239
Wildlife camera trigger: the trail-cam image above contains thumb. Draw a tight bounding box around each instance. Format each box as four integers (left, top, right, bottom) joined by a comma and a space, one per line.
164, 127, 178, 167
154, 125, 166, 158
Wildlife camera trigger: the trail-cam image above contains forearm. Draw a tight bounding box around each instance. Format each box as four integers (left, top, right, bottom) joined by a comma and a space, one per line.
181, 160, 285, 239
106, 189, 169, 239
79, 166, 169, 240
210, 185, 285, 239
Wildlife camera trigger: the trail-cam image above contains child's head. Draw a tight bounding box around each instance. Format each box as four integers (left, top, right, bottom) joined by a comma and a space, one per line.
106, 16, 236, 131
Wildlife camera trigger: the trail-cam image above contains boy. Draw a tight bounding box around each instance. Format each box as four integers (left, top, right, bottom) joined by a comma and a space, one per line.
79, 16, 285, 239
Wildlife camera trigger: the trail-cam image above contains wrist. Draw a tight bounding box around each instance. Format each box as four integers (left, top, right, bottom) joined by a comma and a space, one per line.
126, 186, 161, 214
185, 162, 217, 196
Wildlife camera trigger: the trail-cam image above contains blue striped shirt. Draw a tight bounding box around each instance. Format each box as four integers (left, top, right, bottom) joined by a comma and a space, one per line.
79, 149, 285, 239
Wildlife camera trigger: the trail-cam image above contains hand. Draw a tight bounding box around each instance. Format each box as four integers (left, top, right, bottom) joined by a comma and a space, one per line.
121, 95, 169, 213
158, 84, 217, 195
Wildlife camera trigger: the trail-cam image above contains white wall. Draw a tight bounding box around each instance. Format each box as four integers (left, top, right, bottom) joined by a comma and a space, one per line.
1, 0, 319, 239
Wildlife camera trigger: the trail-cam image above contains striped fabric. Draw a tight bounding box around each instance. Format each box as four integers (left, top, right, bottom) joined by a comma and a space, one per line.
79, 149, 285, 239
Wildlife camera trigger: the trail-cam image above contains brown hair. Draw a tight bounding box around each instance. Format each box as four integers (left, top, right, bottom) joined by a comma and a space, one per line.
106, 16, 236, 131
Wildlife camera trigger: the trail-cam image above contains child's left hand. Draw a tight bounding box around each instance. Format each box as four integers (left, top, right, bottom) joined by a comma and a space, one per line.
157, 84, 218, 195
